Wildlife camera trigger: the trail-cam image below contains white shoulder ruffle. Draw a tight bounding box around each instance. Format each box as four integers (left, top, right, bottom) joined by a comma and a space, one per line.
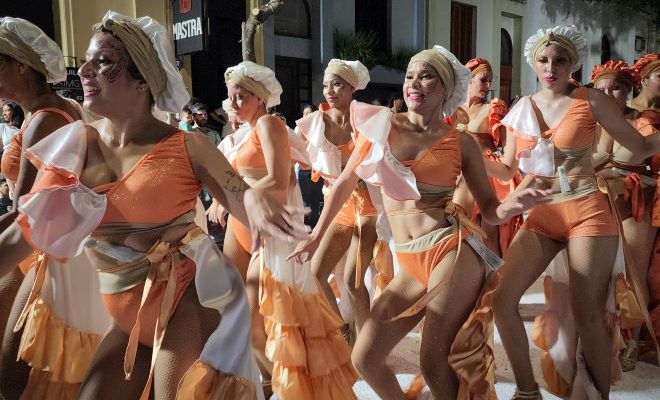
350, 101, 420, 200
19, 120, 106, 260
295, 110, 343, 182
501, 97, 555, 177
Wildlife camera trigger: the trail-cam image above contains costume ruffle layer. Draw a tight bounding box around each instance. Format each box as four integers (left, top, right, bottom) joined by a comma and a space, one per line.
176, 360, 259, 400
260, 267, 357, 399
18, 298, 102, 399
532, 274, 628, 399
20, 369, 80, 400
450, 272, 500, 400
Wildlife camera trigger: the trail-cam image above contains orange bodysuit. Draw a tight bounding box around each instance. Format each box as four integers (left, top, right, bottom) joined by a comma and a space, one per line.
522, 87, 618, 241
228, 121, 292, 253
460, 99, 523, 254
91, 130, 201, 346
392, 129, 465, 287
1, 107, 76, 183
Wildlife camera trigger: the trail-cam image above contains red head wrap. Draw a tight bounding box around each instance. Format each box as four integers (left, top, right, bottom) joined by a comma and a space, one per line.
590, 60, 640, 87
465, 57, 492, 77
633, 53, 660, 80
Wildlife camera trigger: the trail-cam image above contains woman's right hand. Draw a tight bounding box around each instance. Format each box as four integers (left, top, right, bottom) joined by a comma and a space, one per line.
286, 234, 321, 264
244, 187, 308, 252
206, 199, 228, 227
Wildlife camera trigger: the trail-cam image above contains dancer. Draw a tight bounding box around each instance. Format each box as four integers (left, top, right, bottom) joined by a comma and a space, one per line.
216, 60, 356, 399
0, 17, 110, 399
295, 59, 378, 341
0, 11, 305, 399
454, 57, 523, 256
493, 27, 660, 400
630, 53, 660, 364
591, 60, 656, 371
289, 45, 549, 399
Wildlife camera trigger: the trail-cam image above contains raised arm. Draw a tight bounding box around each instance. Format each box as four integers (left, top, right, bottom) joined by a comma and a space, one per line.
186, 131, 305, 251
287, 142, 362, 262
461, 134, 548, 225
589, 88, 660, 158
0, 112, 72, 232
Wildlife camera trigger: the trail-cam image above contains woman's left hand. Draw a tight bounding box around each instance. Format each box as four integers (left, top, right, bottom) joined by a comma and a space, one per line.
496, 188, 552, 220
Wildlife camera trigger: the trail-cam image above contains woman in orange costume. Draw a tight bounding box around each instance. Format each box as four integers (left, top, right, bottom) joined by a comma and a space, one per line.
493, 27, 660, 400
0, 11, 306, 400
454, 57, 523, 256
591, 59, 656, 371
630, 53, 660, 363
295, 59, 379, 342
216, 60, 356, 399
0, 17, 112, 399
290, 45, 548, 399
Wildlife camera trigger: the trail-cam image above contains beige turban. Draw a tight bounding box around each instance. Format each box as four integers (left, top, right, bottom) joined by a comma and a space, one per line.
324, 59, 370, 90
524, 26, 587, 73
0, 17, 65, 82
224, 61, 283, 108
407, 45, 470, 118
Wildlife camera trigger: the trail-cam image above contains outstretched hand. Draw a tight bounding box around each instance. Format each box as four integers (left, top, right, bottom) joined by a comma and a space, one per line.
206, 200, 228, 227
497, 188, 552, 220
286, 235, 321, 264
244, 188, 309, 252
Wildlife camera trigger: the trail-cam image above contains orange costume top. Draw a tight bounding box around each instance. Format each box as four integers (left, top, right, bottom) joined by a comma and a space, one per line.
457, 98, 523, 254
295, 104, 377, 227
1, 107, 76, 183
18, 120, 261, 400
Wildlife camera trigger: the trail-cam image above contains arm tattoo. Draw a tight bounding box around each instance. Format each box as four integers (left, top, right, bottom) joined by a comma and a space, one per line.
223, 170, 249, 202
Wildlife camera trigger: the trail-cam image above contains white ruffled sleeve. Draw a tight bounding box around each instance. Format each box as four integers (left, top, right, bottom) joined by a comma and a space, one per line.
17, 120, 106, 261
501, 97, 555, 177
295, 111, 342, 182
350, 101, 420, 200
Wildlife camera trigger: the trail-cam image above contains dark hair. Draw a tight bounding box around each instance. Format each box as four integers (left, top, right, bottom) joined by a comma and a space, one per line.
191, 103, 208, 114
3, 102, 24, 128
301, 103, 317, 113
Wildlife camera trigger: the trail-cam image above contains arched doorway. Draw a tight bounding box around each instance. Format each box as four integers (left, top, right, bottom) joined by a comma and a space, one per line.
500, 28, 513, 104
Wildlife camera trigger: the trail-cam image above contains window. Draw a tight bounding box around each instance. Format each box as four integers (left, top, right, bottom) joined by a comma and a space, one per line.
275, 0, 311, 39
275, 57, 312, 126
355, 0, 390, 54
450, 2, 476, 63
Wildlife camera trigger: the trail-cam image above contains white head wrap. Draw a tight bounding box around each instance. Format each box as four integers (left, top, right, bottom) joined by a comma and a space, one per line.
224, 61, 283, 109
408, 45, 470, 118
524, 26, 587, 73
324, 59, 370, 90
0, 17, 65, 83
100, 11, 189, 113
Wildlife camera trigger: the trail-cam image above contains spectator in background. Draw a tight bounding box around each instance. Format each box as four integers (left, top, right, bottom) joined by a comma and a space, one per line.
390, 97, 406, 113
0, 176, 10, 215
1, 101, 23, 154
294, 103, 324, 228
178, 104, 196, 131
209, 104, 228, 133
191, 102, 222, 146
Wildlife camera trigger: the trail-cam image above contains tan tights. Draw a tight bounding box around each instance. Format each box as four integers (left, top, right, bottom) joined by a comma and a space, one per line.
493, 229, 618, 399
77, 283, 218, 399
312, 218, 378, 334
0, 268, 31, 399
352, 246, 485, 399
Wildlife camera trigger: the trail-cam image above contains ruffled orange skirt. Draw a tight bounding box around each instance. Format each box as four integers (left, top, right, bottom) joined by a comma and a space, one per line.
176, 360, 258, 400
259, 267, 357, 399
18, 298, 103, 400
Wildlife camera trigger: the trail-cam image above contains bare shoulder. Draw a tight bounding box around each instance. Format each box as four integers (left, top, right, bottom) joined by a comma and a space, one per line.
256, 114, 287, 138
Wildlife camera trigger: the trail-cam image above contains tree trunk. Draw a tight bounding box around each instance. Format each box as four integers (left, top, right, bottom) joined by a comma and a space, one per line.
241, 0, 285, 62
